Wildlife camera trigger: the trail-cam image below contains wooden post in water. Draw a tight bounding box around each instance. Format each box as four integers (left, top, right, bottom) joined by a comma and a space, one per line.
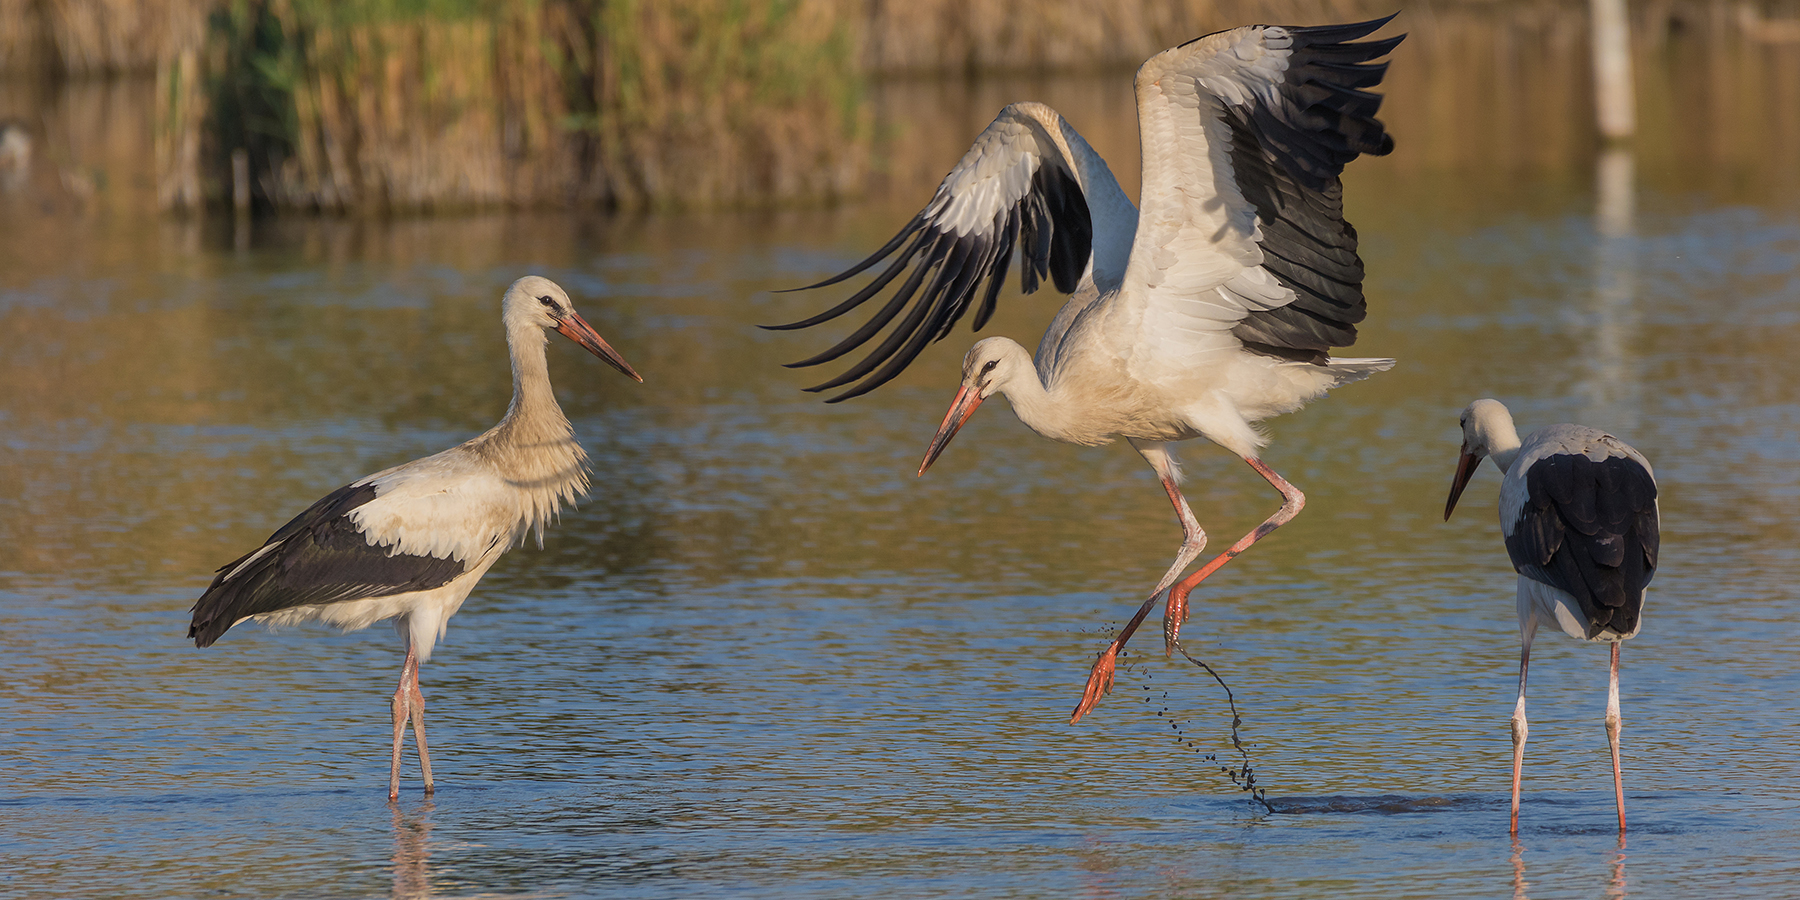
1590, 0, 1636, 141
231, 149, 250, 214
231, 148, 251, 251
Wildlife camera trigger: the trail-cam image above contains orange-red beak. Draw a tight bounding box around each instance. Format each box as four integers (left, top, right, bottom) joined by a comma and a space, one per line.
1444, 450, 1481, 521
555, 312, 643, 383
918, 385, 983, 476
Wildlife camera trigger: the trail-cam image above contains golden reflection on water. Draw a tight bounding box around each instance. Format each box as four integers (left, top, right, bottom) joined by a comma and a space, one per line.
2, 15, 1800, 899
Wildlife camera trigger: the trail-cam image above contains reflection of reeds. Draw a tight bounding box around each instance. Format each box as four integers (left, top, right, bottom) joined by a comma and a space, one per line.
5, 0, 1797, 209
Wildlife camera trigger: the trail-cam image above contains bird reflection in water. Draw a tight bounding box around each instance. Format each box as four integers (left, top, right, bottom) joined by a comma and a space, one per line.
1511, 837, 1529, 900
390, 799, 436, 900
1609, 839, 1629, 900
1508, 835, 1629, 900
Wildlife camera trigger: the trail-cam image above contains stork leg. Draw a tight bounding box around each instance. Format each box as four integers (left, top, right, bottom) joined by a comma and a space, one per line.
388, 646, 433, 801
1128, 441, 1210, 650
1606, 642, 1625, 834
1070, 457, 1301, 725
411, 671, 435, 795
1161, 457, 1304, 649
389, 647, 416, 801
1511, 618, 1538, 835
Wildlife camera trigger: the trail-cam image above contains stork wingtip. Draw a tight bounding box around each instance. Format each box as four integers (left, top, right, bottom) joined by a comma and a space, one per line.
188, 623, 217, 648
821, 382, 878, 403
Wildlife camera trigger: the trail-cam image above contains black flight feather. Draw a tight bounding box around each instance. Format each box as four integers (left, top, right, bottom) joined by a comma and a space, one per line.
188, 482, 470, 648
780, 153, 1091, 401
1227, 17, 1401, 359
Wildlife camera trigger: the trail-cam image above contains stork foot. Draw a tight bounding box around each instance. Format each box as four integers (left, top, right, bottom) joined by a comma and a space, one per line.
1071, 644, 1120, 724
1071, 595, 1159, 724
1163, 584, 1192, 656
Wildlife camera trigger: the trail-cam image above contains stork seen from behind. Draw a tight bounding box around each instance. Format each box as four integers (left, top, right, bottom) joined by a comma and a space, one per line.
188, 275, 642, 800
1444, 398, 1660, 835
770, 18, 1403, 722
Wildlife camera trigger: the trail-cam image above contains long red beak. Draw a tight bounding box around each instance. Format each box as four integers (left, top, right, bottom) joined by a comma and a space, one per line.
1444, 450, 1481, 521
918, 385, 983, 476
556, 312, 643, 383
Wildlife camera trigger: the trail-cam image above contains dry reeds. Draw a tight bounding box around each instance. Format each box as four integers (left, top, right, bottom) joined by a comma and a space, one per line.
863, 0, 1400, 74
2, 0, 1789, 211
1, 0, 206, 76
172, 0, 865, 213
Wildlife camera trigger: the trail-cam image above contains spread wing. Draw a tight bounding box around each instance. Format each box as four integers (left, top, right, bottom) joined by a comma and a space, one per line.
1120, 17, 1401, 370
1504, 450, 1660, 638
767, 102, 1135, 402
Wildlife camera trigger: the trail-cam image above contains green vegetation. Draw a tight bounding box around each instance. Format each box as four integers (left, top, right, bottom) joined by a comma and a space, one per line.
181, 0, 867, 212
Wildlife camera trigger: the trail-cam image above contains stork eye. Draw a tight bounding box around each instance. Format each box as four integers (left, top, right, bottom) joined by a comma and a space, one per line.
980, 360, 999, 376
538, 295, 558, 310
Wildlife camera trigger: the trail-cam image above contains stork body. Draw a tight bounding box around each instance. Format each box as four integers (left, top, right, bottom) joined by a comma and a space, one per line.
188, 276, 642, 799
773, 19, 1403, 722
1445, 398, 1660, 835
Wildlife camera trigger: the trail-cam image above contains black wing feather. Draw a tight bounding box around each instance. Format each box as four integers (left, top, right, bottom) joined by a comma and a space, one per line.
1227, 18, 1402, 360
766, 218, 929, 333
769, 153, 1091, 402
1504, 453, 1660, 638
188, 482, 471, 648
786, 230, 947, 370
971, 209, 1021, 331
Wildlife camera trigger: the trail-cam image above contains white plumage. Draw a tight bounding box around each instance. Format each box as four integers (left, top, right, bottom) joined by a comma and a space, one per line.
774, 18, 1403, 722
189, 275, 641, 799
1446, 398, 1660, 835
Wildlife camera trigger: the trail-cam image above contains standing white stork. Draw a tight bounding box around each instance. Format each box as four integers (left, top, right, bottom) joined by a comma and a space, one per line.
768, 18, 1402, 722
188, 275, 642, 800
1444, 398, 1660, 835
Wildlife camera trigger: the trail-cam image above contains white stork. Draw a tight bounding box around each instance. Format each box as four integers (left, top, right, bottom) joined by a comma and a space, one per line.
1444, 398, 1660, 835
188, 275, 642, 800
769, 18, 1403, 722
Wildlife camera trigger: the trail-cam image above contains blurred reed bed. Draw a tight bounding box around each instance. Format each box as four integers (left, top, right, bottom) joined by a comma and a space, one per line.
173, 0, 863, 212
862, 0, 1396, 74
3, 0, 1799, 211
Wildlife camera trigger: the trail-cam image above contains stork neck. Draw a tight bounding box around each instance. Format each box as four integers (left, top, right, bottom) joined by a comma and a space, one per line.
995, 360, 1081, 442
496, 322, 572, 445
1489, 431, 1524, 475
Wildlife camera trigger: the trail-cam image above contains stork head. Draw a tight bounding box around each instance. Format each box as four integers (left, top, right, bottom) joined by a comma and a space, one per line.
504, 275, 642, 382
1445, 398, 1515, 520
918, 337, 1031, 476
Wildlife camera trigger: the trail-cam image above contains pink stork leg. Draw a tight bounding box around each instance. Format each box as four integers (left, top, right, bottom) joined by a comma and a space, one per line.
1129, 441, 1211, 645
1606, 642, 1625, 834
411, 670, 435, 795
1162, 458, 1305, 650
1070, 457, 1304, 724
1511, 616, 1538, 835
388, 645, 434, 800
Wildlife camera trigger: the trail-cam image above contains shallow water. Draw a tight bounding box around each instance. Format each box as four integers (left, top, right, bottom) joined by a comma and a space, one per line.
6, 37, 1800, 900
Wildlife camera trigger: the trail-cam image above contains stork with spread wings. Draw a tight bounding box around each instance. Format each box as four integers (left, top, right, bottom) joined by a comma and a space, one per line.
771, 17, 1404, 723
